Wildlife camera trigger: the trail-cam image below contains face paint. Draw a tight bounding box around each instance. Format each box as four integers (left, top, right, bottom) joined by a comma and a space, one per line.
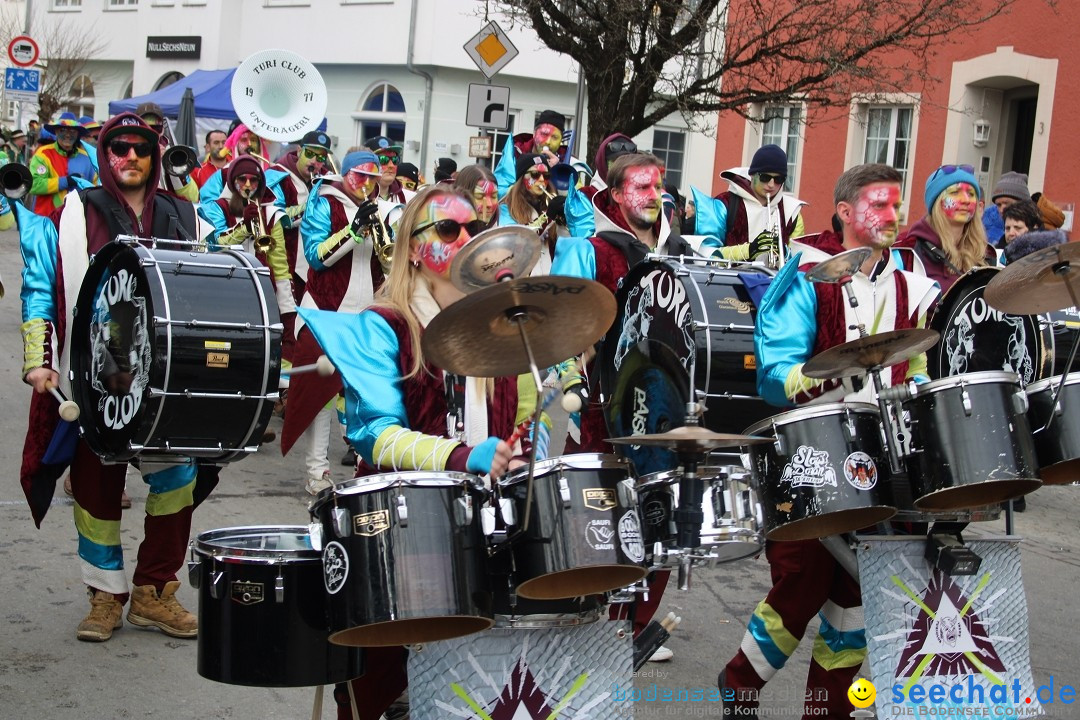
56, 128, 78, 151
413, 194, 476, 278
523, 167, 549, 197
106, 132, 152, 189
238, 133, 260, 156
940, 183, 978, 223
533, 124, 563, 154
344, 170, 376, 201
472, 179, 499, 224
618, 165, 664, 228
850, 182, 902, 249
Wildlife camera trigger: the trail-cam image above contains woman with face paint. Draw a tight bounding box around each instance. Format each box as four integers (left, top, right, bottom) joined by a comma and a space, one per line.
500, 153, 558, 274
894, 164, 996, 295
296, 186, 541, 720
453, 164, 500, 233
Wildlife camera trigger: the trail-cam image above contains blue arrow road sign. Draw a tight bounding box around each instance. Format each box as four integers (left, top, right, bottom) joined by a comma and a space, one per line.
5, 67, 40, 102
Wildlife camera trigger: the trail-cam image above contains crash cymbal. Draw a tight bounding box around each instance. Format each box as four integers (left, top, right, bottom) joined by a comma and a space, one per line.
607, 425, 774, 451
422, 275, 615, 377
802, 328, 940, 379
804, 247, 872, 284
449, 225, 541, 292
984, 242, 1080, 315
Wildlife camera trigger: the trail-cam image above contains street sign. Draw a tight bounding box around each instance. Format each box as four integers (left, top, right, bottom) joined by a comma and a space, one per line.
465, 83, 510, 131
5, 67, 40, 103
463, 21, 518, 79
8, 35, 39, 68
468, 136, 493, 159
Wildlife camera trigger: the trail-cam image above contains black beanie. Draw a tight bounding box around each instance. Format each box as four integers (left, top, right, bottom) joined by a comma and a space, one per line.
535, 110, 566, 133
516, 153, 547, 181
749, 144, 788, 176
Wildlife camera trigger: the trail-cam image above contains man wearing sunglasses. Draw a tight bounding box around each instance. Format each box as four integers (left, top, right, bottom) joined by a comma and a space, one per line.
694, 144, 806, 264
28, 111, 98, 216
364, 135, 408, 203
282, 151, 387, 497
20, 112, 216, 644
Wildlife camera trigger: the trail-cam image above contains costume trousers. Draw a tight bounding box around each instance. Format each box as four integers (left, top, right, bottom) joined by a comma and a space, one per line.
336, 647, 408, 720
722, 539, 866, 719
304, 405, 333, 480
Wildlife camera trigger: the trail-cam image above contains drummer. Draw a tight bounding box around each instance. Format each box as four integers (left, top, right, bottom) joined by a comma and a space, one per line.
718, 164, 939, 717
296, 186, 543, 720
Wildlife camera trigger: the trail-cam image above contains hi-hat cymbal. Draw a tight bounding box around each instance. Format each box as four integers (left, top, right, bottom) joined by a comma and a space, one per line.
607, 425, 774, 451
802, 328, 940, 379
984, 242, 1080, 315
804, 247, 872, 284
449, 226, 541, 292
422, 275, 615, 377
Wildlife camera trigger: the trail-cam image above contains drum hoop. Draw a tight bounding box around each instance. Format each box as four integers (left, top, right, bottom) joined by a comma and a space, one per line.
1026, 372, 1080, 394
915, 370, 1022, 395
315, 470, 483, 505
137, 245, 170, 450
744, 401, 881, 435
193, 524, 316, 562
635, 469, 682, 488
498, 452, 631, 487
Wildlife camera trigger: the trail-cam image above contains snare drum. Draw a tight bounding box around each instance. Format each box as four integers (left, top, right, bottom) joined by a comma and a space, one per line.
1027, 374, 1080, 485
600, 258, 775, 475
70, 241, 281, 463
497, 454, 647, 600
310, 472, 492, 647
636, 466, 763, 566
745, 403, 896, 541
189, 526, 363, 687
484, 548, 604, 629
903, 371, 1041, 509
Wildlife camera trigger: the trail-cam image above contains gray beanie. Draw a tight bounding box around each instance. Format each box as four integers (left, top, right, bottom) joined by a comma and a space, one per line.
991, 172, 1031, 203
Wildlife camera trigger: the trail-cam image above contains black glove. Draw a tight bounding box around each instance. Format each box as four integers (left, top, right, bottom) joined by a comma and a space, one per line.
242, 203, 261, 233
351, 200, 380, 236
749, 230, 779, 260
547, 196, 567, 226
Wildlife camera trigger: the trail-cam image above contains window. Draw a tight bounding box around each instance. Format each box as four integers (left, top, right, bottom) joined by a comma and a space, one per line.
265, 0, 310, 6
761, 106, 801, 192
4, 100, 16, 123
65, 74, 94, 118
51, 0, 81, 8
154, 71, 184, 91
352, 83, 406, 148
491, 115, 517, 171
863, 106, 914, 197
651, 129, 686, 189
107, 0, 138, 7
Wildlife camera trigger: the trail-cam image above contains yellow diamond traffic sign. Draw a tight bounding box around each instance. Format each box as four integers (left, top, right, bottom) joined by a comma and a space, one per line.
463, 21, 518, 79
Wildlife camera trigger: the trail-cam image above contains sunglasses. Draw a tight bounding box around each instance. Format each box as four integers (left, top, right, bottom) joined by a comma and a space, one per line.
302, 148, 328, 161
606, 139, 637, 155
377, 154, 398, 165
411, 218, 486, 242
108, 140, 153, 158
399, 179, 417, 190
234, 174, 259, 186
756, 172, 786, 185
936, 164, 975, 176
525, 170, 549, 181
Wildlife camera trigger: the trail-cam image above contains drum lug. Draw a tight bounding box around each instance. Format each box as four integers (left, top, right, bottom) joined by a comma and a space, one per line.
275, 568, 285, 603
186, 545, 201, 589
455, 495, 474, 525
500, 497, 516, 526
308, 521, 323, 551
396, 495, 409, 526
843, 410, 857, 443
771, 423, 786, 456
1012, 390, 1030, 416
209, 569, 225, 600
481, 505, 497, 536
332, 507, 351, 538
961, 387, 973, 416
559, 477, 572, 508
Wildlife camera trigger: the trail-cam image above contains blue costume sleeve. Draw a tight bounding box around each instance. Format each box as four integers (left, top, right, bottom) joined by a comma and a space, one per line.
300, 179, 333, 270
198, 168, 224, 206
78, 141, 100, 180
67, 149, 97, 186
264, 168, 288, 207
497, 203, 513, 227
550, 235, 597, 280
494, 133, 516, 200
297, 307, 408, 463
691, 186, 728, 241
198, 200, 229, 249
754, 253, 817, 407
18, 203, 59, 323
565, 182, 595, 238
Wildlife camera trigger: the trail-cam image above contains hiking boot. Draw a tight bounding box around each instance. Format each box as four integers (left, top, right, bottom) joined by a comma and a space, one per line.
127, 581, 198, 638
77, 589, 124, 642
306, 471, 334, 496
63, 473, 73, 497
120, 486, 132, 509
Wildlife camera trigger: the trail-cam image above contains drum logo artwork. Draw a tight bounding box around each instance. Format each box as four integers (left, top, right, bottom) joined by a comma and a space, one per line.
613, 268, 695, 375
942, 290, 1034, 383
322, 541, 349, 594
618, 509, 645, 563
353, 510, 390, 537
583, 488, 617, 511
844, 451, 878, 490
89, 266, 152, 431
586, 519, 616, 552
231, 580, 264, 606
780, 445, 837, 488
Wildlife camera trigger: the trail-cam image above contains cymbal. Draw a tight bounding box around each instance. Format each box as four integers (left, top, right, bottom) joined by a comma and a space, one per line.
607, 425, 774, 451
804, 248, 872, 284
802, 328, 940, 379
984, 242, 1080, 315
449, 226, 541, 293
422, 275, 615, 377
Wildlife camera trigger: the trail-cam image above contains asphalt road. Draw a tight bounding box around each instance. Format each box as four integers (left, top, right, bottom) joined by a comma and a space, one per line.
0, 228, 1078, 719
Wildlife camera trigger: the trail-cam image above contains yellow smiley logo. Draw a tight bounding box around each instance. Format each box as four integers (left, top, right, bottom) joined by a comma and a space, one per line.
848, 678, 877, 709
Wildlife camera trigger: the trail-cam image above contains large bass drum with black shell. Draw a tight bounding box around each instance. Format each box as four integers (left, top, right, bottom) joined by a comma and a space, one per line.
599, 257, 774, 476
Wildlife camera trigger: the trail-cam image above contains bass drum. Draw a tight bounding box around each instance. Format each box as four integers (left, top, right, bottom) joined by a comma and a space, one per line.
600, 258, 774, 476
70, 240, 281, 463
927, 267, 1051, 383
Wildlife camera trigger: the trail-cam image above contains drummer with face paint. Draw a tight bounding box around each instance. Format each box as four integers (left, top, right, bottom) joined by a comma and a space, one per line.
718, 163, 939, 718
297, 186, 544, 720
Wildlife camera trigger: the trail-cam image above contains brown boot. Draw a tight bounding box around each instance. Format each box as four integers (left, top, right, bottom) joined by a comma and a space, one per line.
76, 589, 124, 642
127, 581, 198, 638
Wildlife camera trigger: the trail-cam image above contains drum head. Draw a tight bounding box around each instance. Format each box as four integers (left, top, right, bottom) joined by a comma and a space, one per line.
70, 242, 156, 458
928, 267, 1051, 382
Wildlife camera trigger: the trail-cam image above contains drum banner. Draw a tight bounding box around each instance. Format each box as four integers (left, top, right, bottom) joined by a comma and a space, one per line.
407, 620, 633, 719
857, 537, 1043, 718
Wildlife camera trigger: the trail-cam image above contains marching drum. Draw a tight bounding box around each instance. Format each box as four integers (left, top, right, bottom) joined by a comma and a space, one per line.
1027, 374, 1080, 485
484, 548, 605, 629
310, 472, 493, 647
189, 526, 363, 687
497, 454, 647, 600
70, 240, 281, 463
636, 466, 763, 566
601, 258, 775, 476
1044, 306, 1080, 375
745, 403, 897, 541
902, 371, 1041, 509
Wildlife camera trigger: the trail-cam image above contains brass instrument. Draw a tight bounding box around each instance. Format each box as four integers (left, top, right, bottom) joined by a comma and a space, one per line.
245, 192, 273, 253
1, 163, 32, 200
367, 199, 395, 273
162, 145, 198, 177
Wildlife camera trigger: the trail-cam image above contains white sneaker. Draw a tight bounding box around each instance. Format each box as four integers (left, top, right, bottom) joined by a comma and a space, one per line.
305, 471, 333, 496
647, 645, 673, 662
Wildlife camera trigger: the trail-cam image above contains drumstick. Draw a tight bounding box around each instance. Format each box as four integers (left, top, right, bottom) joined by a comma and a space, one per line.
287, 355, 335, 377
46, 380, 80, 422
505, 386, 561, 447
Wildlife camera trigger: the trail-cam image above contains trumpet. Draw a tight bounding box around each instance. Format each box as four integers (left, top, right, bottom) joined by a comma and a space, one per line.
245, 193, 273, 253
1, 163, 32, 200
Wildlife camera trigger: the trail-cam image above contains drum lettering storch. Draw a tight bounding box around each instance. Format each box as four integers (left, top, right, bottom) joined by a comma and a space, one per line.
70, 240, 281, 462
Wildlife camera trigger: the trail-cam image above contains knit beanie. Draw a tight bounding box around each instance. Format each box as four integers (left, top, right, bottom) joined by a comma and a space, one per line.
340, 151, 382, 177
991, 172, 1031, 203
515, 153, 547, 182
924, 165, 982, 213
535, 110, 566, 133
748, 144, 788, 176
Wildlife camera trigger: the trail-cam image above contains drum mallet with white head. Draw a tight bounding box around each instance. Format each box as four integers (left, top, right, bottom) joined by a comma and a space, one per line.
288, 355, 336, 377
46, 380, 80, 422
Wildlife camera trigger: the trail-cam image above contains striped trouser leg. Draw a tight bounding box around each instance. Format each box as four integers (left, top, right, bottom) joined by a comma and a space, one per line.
807, 591, 867, 715
132, 460, 197, 590
71, 441, 130, 597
